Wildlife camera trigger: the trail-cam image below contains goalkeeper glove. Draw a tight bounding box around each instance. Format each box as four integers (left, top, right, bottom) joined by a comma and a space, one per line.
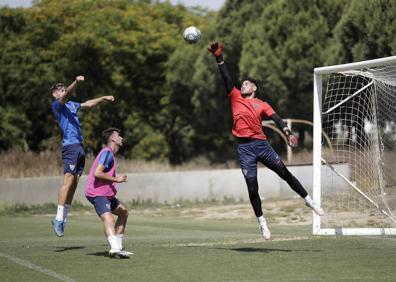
284, 128, 298, 148
207, 42, 224, 57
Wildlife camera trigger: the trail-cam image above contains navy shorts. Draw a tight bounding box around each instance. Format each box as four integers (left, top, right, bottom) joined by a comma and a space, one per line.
237, 139, 283, 179
86, 196, 121, 217
62, 143, 85, 175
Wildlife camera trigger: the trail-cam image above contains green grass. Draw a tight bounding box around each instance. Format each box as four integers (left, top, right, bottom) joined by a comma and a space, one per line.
1, 213, 396, 281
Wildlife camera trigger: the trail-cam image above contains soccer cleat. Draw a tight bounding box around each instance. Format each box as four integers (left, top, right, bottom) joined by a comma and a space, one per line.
109, 249, 130, 259
51, 218, 64, 237
259, 222, 271, 240
121, 249, 134, 255
305, 201, 325, 216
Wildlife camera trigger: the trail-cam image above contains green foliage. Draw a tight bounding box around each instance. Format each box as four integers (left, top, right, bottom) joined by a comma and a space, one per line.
0, 0, 395, 164
0, 106, 30, 149
239, 0, 331, 120
328, 0, 396, 64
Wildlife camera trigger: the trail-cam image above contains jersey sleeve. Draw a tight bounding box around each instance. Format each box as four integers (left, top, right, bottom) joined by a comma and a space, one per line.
73, 101, 81, 112
52, 100, 63, 112
261, 102, 275, 118
228, 87, 241, 98
217, 58, 234, 94
98, 151, 114, 172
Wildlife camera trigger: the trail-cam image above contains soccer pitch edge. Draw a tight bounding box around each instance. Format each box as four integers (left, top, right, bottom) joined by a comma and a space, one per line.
1, 214, 396, 281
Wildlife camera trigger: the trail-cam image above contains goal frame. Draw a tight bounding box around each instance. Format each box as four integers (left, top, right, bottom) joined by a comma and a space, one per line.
313, 56, 396, 236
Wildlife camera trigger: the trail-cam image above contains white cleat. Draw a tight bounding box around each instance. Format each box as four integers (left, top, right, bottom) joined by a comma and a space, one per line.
259, 222, 271, 240
109, 249, 130, 259
305, 201, 325, 216
121, 249, 134, 255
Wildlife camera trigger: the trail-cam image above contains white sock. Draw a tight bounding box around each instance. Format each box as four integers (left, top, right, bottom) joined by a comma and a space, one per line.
107, 235, 120, 252
304, 195, 313, 204
63, 204, 71, 222
257, 215, 267, 225
116, 234, 124, 250
55, 205, 64, 221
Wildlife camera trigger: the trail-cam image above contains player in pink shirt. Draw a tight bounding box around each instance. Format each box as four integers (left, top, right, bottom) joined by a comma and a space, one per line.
208, 42, 324, 240
85, 128, 132, 258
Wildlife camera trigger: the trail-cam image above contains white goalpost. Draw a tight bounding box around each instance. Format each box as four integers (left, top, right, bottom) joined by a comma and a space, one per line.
313, 56, 396, 235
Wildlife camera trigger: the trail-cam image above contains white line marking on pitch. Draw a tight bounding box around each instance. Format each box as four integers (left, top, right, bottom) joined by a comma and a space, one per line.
164, 236, 312, 247
0, 252, 76, 282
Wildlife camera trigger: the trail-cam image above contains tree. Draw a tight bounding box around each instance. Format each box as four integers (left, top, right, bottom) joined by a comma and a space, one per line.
327, 0, 396, 64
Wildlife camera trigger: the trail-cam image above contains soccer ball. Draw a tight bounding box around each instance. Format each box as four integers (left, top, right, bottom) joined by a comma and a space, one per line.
183, 26, 201, 44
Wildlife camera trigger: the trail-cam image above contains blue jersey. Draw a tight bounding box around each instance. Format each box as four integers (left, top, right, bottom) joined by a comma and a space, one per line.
52, 100, 83, 146
98, 149, 114, 172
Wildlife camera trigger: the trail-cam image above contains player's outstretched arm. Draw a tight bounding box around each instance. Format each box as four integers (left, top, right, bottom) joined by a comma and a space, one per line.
66, 75, 84, 94
94, 164, 127, 183
81, 96, 114, 109
56, 76, 84, 104
208, 42, 234, 94
270, 113, 298, 148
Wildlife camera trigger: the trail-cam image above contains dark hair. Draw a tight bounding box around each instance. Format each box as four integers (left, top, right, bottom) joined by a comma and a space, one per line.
242, 77, 260, 91
50, 83, 65, 93
102, 128, 121, 145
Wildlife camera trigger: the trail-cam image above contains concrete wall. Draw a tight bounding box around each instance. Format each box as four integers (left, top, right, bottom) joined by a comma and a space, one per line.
0, 164, 349, 204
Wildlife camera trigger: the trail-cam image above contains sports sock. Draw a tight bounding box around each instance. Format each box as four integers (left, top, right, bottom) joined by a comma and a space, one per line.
116, 234, 124, 250
55, 205, 64, 221
107, 235, 120, 252
63, 204, 71, 222
257, 215, 267, 225
304, 195, 313, 204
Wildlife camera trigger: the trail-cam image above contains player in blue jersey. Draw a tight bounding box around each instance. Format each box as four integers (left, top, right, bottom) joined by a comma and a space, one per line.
51, 75, 115, 237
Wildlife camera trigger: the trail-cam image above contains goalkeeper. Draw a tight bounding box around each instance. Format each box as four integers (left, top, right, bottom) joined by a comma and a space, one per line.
208, 42, 324, 240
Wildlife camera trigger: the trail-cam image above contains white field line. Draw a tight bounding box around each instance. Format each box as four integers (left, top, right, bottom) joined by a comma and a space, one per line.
163, 236, 312, 247
0, 252, 76, 282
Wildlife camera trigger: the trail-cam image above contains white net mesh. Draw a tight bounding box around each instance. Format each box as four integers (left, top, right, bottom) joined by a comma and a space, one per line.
321, 65, 396, 228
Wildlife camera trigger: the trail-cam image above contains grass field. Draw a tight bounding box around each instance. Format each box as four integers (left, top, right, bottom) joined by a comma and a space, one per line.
1, 205, 396, 282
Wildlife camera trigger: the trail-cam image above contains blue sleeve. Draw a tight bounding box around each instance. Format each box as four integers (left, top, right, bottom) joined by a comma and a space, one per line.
52, 100, 63, 112
73, 101, 81, 111
98, 151, 114, 172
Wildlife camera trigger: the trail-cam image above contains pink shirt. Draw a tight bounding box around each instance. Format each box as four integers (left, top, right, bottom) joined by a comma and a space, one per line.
85, 147, 117, 198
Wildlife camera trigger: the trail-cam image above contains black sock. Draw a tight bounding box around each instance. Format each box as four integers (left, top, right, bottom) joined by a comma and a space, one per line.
245, 177, 263, 217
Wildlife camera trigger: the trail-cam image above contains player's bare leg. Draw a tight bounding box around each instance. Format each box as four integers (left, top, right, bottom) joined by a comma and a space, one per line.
65, 174, 79, 205
113, 204, 128, 234
52, 173, 76, 237
58, 173, 77, 205
101, 212, 129, 258
61, 175, 79, 227
113, 204, 133, 255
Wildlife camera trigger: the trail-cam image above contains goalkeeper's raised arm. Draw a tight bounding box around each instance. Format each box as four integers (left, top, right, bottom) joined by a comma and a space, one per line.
207, 42, 234, 94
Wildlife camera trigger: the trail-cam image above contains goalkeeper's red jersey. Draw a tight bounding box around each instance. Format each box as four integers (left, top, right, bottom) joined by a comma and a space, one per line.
229, 87, 275, 140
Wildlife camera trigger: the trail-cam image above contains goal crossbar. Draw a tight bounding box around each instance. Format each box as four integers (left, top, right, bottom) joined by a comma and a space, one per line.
314, 56, 396, 74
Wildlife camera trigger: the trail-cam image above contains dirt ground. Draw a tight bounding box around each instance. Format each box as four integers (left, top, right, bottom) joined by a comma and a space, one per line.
131, 198, 314, 225
129, 198, 396, 228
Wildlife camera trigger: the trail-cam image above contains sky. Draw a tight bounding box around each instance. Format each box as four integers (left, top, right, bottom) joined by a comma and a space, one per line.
0, 0, 226, 11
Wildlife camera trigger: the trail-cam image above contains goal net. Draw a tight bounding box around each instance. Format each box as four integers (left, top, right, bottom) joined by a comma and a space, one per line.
313, 56, 396, 235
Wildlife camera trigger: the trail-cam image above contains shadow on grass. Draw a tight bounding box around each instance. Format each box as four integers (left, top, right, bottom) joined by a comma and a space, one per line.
218, 247, 321, 253
86, 251, 110, 257
54, 246, 85, 252
87, 251, 131, 260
